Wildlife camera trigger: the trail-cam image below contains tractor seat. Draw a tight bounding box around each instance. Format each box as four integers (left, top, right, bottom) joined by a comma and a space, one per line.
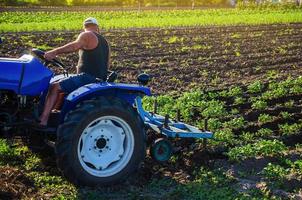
95, 71, 117, 83
106, 71, 118, 83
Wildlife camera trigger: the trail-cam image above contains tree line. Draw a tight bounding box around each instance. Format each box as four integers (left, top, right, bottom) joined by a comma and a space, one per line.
1, 0, 229, 7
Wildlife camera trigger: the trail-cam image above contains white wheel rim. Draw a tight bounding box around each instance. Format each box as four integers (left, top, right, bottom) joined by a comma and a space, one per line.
77, 116, 134, 177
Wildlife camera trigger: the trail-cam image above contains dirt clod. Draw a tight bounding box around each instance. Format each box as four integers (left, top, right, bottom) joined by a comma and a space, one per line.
0, 167, 37, 200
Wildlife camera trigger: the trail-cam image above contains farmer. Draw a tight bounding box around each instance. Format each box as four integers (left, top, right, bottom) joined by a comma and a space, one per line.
36, 17, 110, 128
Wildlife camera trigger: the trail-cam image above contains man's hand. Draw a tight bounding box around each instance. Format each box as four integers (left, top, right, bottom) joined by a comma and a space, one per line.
44, 50, 57, 61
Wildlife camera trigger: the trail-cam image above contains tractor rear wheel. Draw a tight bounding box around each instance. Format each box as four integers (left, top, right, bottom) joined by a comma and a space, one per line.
55, 97, 145, 186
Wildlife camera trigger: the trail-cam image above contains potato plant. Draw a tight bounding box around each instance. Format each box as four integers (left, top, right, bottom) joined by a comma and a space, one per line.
247, 80, 264, 94
227, 140, 287, 162
278, 123, 302, 136
258, 114, 274, 124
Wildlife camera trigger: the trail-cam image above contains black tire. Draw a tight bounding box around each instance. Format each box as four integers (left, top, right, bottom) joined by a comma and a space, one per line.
55, 96, 146, 186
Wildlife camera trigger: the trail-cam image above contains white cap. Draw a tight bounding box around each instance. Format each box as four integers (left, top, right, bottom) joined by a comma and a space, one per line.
83, 17, 99, 26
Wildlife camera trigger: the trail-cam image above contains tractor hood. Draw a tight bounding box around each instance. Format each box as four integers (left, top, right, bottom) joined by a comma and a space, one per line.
0, 54, 53, 96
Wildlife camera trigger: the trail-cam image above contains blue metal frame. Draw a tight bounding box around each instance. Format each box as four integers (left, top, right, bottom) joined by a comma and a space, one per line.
60, 82, 152, 122
135, 97, 214, 139
65, 82, 151, 103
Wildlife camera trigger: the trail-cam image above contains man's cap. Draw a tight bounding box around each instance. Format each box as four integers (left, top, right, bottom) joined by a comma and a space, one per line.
83, 17, 99, 26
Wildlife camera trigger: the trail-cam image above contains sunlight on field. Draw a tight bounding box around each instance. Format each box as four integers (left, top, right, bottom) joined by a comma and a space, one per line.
1, 8, 302, 32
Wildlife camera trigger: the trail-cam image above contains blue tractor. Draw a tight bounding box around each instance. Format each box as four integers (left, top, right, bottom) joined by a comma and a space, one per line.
0, 47, 214, 186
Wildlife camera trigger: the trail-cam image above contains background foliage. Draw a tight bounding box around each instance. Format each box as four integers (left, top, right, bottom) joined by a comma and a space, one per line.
1, 0, 229, 6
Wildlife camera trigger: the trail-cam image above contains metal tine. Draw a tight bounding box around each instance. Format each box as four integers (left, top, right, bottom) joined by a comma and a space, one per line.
203, 118, 209, 149
164, 114, 169, 128
176, 109, 181, 121
153, 98, 158, 114
204, 118, 208, 131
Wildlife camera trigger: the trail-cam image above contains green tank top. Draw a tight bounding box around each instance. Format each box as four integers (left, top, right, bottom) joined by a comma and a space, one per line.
77, 32, 109, 81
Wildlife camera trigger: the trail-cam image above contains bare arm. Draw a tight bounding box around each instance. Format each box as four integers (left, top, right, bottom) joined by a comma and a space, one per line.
52, 41, 82, 55
44, 32, 88, 60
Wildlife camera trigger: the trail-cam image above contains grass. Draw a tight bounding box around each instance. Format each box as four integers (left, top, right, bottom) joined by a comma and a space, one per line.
1, 8, 302, 32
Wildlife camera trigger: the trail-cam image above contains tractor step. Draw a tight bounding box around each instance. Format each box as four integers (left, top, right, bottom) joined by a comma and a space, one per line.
48, 110, 61, 127
44, 139, 55, 148
31, 126, 57, 133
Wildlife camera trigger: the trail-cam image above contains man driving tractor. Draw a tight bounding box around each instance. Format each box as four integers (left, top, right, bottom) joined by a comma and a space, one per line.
35, 17, 110, 128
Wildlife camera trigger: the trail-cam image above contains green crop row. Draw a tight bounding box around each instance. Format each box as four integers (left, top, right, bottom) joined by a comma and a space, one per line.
1, 8, 302, 32
227, 140, 287, 162
142, 76, 302, 153
144, 77, 302, 124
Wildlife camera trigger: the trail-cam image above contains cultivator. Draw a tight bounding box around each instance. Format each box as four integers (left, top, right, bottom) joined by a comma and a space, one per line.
135, 97, 214, 162
136, 97, 213, 139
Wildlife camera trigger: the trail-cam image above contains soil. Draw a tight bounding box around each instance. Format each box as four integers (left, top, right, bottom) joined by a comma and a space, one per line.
1, 23, 302, 94
0, 167, 37, 200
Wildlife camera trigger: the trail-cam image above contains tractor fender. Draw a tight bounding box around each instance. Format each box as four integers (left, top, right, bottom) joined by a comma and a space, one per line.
60, 82, 151, 121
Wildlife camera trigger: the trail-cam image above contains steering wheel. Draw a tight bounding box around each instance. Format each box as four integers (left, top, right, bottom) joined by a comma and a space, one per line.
31, 48, 65, 69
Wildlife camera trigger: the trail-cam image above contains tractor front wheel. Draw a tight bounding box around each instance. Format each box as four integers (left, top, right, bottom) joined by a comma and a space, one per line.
55, 97, 145, 186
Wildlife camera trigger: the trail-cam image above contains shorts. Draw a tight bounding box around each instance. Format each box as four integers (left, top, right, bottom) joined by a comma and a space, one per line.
58, 73, 97, 94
